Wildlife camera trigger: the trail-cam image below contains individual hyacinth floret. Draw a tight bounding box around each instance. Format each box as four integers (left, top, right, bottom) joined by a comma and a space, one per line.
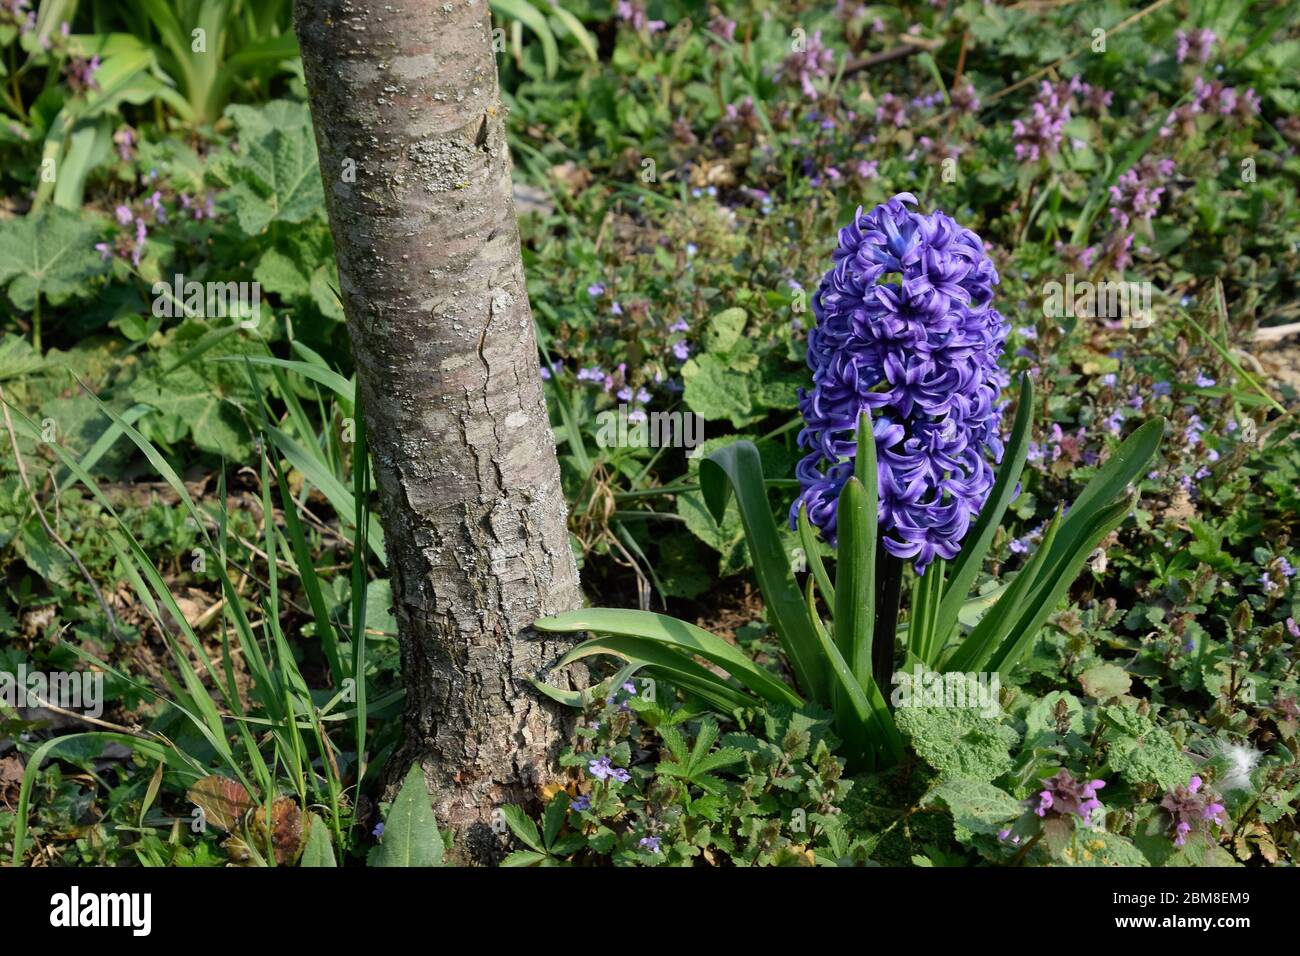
790, 193, 1009, 572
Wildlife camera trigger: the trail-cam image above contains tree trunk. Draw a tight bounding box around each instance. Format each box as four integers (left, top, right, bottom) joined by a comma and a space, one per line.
294, 0, 584, 864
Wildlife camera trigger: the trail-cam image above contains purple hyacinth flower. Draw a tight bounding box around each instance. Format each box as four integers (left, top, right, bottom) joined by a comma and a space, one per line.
790, 194, 1008, 573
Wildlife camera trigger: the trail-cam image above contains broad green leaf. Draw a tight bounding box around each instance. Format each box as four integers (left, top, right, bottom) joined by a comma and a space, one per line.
370, 764, 444, 867
896, 706, 1019, 782
224, 118, 324, 235
1079, 662, 1133, 701
924, 775, 1023, 845
0, 207, 105, 310
0, 333, 44, 381
299, 813, 337, 867
498, 804, 544, 852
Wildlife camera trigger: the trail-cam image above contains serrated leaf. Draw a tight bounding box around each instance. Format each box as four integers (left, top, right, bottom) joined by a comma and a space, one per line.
896, 706, 1020, 782
226, 117, 324, 235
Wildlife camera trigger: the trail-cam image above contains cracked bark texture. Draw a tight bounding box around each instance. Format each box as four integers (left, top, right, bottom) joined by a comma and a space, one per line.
294, 0, 584, 864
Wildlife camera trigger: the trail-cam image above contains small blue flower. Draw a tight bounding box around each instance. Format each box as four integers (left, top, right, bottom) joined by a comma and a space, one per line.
570, 794, 591, 812
638, 836, 661, 852
372, 821, 385, 838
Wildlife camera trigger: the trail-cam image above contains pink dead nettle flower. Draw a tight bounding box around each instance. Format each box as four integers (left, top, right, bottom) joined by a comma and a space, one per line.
1012, 76, 1111, 163
1033, 769, 1106, 825
853, 159, 879, 180
1108, 156, 1176, 231
779, 30, 836, 101
65, 55, 102, 95
1161, 774, 1227, 847
1054, 240, 1100, 272
1160, 75, 1261, 138
1175, 28, 1217, 65
101, 189, 180, 267
951, 81, 981, 114
874, 92, 908, 128
114, 127, 136, 162
616, 0, 665, 34
708, 14, 736, 43
180, 192, 217, 221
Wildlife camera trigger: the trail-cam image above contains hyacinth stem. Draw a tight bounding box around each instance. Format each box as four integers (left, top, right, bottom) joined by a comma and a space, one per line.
873, 550, 904, 695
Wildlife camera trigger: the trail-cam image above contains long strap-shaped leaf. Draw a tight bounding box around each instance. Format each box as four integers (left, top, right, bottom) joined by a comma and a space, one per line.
908, 558, 946, 667
1019, 419, 1163, 615
943, 506, 1064, 674
1008, 421, 1164, 632
833, 477, 875, 690
553, 636, 760, 712
700, 441, 828, 702
839, 411, 878, 688
798, 503, 835, 609
988, 497, 1136, 676
535, 608, 802, 707
808, 596, 904, 769
936, 373, 1034, 643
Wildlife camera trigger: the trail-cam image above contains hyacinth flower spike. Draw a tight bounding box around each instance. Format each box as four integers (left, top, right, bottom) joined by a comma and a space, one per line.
536, 194, 1164, 772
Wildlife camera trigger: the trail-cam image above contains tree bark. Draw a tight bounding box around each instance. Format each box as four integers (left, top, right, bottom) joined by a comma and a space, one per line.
294, 0, 584, 864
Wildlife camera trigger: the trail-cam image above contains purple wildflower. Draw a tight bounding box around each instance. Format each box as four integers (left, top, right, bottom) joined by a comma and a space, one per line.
780, 31, 836, 100
1108, 156, 1174, 230
587, 756, 630, 783
1176, 28, 1216, 65
65, 55, 101, 94
951, 82, 981, 114
372, 821, 385, 838
875, 93, 908, 128
1032, 769, 1106, 825
616, 0, 665, 33
570, 794, 591, 812
114, 127, 136, 162
790, 193, 1008, 573
1161, 774, 1226, 847
709, 16, 736, 42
